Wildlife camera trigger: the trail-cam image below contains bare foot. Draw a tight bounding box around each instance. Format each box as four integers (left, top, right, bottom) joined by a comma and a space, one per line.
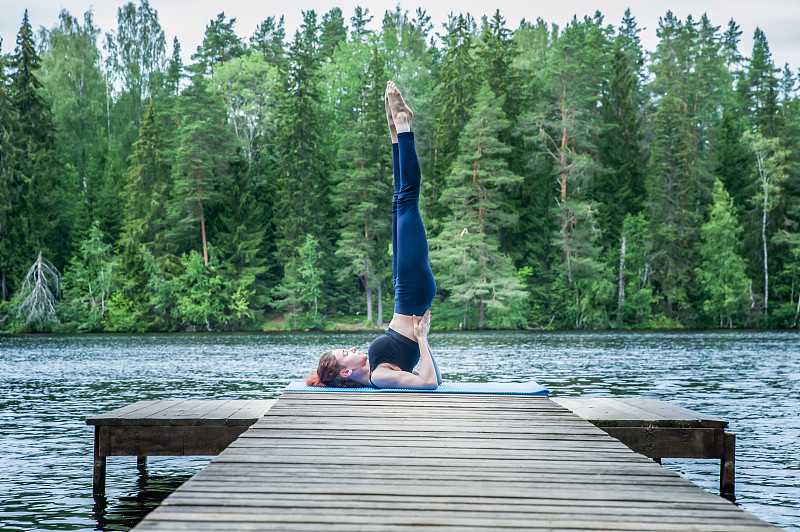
386, 81, 412, 134
385, 94, 398, 144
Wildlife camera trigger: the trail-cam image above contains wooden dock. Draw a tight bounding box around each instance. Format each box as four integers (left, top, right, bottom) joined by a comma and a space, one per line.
87, 399, 276, 496
128, 392, 777, 531
553, 397, 735, 499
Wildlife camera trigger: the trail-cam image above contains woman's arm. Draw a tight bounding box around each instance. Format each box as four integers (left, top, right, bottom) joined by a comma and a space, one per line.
370, 310, 439, 389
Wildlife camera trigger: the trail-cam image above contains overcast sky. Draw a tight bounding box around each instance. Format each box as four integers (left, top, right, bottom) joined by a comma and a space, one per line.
2, 1, 799, 72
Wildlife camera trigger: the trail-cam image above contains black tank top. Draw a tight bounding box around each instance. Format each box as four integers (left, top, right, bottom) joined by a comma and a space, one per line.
368, 327, 420, 373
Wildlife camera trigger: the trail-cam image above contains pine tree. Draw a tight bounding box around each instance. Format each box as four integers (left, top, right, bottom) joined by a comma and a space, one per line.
519, 15, 613, 327
695, 180, 750, 327
250, 16, 287, 70
476, 10, 520, 120
192, 12, 245, 76
167, 74, 231, 265
430, 85, 526, 329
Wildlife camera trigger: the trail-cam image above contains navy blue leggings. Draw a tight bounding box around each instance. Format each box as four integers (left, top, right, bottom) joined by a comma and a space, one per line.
392, 132, 436, 316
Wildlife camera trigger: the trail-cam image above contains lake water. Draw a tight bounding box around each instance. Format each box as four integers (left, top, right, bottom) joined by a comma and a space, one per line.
1, 330, 798, 530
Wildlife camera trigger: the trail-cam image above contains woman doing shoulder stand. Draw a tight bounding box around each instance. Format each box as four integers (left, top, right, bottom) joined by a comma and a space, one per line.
307, 81, 442, 390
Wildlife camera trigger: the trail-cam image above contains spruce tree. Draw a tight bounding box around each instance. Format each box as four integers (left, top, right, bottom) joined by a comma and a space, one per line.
320, 8, 347, 60
9, 10, 57, 275
430, 85, 526, 329
120, 99, 171, 273
434, 13, 478, 185
597, 37, 646, 252
0, 35, 21, 301
272, 12, 330, 263
695, 180, 750, 327
748, 29, 780, 137
645, 12, 711, 318
216, 152, 269, 320
332, 41, 390, 324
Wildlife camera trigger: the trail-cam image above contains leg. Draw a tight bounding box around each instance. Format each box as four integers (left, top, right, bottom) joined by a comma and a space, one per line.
387, 95, 400, 287
394, 131, 436, 315
386, 82, 436, 316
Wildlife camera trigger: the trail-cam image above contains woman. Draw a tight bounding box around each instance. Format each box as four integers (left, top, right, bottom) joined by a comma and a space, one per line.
306, 81, 442, 389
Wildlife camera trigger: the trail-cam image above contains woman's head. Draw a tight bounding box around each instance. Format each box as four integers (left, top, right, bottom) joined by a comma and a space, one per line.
306, 347, 368, 387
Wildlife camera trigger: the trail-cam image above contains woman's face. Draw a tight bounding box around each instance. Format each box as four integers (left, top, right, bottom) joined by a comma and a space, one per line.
334, 346, 368, 372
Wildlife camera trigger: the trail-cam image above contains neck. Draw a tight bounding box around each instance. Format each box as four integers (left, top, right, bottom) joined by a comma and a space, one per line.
349, 364, 372, 386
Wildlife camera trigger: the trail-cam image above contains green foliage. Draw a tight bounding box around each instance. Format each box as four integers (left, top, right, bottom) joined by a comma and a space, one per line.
103, 291, 147, 332
62, 222, 117, 331
2, 6, 799, 333
695, 180, 751, 327
173, 250, 227, 331
618, 214, 658, 326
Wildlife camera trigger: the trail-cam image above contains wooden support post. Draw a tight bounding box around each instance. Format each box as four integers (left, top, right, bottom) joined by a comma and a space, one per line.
92, 427, 106, 497
721, 432, 736, 501
137, 456, 147, 475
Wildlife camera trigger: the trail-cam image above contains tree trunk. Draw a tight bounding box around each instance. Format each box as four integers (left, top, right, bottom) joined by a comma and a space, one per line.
1, 268, 6, 301
792, 292, 800, 329
761, 197, 768, 316
199, 199, 209, 266
758, 154, 769, 316
617, 235, 626, 325
478, 294, 487, 330
376, 282, 384, 326
462, 300, 469, 330
365, 282, 374, 325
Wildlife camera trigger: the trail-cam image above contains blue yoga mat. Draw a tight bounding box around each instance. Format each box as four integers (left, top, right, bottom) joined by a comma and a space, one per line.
284, 381, 549, 395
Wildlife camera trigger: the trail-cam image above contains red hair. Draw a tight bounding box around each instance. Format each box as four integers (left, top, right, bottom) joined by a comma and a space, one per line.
305, 349, 364, 388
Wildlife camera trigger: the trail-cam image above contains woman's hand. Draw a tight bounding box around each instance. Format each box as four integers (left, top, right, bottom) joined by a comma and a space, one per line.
412, 310, 431, 342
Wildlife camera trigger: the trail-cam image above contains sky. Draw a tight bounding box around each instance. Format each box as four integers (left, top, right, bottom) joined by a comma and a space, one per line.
2, 0, 799, 71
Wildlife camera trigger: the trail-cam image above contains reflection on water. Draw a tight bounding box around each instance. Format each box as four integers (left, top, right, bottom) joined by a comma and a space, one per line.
1, 330, 798, 530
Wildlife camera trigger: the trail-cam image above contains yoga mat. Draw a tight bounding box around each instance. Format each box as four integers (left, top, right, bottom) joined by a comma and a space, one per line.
284, 380, 549, 395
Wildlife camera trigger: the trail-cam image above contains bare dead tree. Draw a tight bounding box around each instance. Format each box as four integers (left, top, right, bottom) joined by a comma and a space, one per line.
15, 252, 61, 327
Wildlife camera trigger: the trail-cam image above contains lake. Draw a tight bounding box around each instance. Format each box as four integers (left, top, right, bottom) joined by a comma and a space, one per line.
1, 330, 798, 530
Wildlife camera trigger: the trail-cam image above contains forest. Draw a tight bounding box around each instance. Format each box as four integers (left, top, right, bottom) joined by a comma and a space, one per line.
0, 2, 798, 332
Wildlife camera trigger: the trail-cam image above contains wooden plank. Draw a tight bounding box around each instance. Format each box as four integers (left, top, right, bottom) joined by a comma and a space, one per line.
615, 398, 727, 427
86, 400, 162, 424
92, 400, 193, 426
